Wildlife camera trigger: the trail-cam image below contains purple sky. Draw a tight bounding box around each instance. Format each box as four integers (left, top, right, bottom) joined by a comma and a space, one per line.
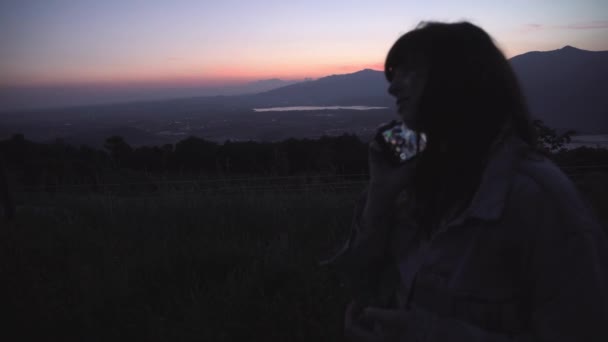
1, 0, 607, 109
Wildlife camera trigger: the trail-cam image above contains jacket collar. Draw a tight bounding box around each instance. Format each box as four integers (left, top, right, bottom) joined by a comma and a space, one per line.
457, 134, 530, 223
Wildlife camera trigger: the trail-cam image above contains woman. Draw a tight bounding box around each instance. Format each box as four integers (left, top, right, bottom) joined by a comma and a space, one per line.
328, 21, 608, 341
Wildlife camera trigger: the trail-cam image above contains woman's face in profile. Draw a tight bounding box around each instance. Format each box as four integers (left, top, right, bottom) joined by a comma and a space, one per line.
388, 62, 429, 131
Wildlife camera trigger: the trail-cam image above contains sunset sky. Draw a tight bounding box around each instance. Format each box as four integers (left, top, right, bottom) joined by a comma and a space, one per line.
1, 0, 607, 108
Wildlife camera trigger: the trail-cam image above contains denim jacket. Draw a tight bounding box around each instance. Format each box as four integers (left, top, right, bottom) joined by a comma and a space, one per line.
324, 135, 608, 341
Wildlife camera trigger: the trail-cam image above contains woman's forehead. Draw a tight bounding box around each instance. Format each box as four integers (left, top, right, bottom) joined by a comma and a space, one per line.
390, 57, 428, 73
389, 50, 428, 70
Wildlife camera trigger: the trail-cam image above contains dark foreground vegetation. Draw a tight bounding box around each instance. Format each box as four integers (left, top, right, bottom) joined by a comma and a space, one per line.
1, 123, 607, 341
3, 191, 358, 341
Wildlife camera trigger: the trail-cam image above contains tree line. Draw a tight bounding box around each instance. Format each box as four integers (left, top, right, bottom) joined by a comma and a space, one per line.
0, 120, 606, 193
1, 133, 368, 188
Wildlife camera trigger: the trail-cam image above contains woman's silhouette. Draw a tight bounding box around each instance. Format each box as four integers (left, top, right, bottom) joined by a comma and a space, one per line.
328, 21, 608, 341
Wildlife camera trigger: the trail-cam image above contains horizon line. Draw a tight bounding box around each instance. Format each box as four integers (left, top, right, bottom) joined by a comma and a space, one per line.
3, 44, 602, 89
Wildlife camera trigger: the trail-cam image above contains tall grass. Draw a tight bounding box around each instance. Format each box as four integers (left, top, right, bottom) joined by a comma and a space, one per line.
3, 173, 607, 341
4, 190, 361, 341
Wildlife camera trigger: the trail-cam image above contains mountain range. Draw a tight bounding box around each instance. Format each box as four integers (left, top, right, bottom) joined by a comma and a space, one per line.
242, 45, 608, 133
510, 45, 608, 133
1, 45, 606, 147
132, 45, 608, 134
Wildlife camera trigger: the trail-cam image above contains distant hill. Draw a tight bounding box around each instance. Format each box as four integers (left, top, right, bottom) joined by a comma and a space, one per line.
2, 46, 607, 147
0, 78, 302, 111
509, 45, 608, 134
249, 69, 391, 107
243, 46, 608, 133
215, 78, 302, 96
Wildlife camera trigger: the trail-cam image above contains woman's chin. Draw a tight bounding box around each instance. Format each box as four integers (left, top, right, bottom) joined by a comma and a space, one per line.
398, 114, 423, 132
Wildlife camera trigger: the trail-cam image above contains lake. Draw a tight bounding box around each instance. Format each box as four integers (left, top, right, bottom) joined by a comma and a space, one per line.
565, 135, 608, 150
253, 106, 388, 112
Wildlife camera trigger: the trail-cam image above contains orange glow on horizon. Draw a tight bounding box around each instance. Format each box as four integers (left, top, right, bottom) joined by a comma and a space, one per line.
2, 61, 385, 88
205, 62, 383, 80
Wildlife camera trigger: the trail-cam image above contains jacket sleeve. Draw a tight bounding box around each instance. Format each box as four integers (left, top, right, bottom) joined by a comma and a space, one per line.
318, 186, 369, 268
320, 186, 401, 307
409, 183, 608, 342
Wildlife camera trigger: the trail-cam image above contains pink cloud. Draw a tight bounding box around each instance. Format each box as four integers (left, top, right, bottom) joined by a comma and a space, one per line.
522, 20, 608, 33
557, 20, 608, 30
520, 23, 544, 33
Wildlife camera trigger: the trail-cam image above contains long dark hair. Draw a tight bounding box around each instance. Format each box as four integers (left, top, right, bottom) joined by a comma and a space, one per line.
385, 21, 536, 233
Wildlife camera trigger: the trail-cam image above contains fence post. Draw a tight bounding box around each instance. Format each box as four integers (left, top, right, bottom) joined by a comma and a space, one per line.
0, 156, 15, 222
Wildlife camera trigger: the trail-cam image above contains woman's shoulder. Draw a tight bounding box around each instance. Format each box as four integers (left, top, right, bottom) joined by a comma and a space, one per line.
514, 151, 577, 198
507, 150, 599, 233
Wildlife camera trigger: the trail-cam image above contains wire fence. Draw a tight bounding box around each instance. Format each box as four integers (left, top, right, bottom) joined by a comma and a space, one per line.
15, 174, 371, 197
12, 164, 608, 197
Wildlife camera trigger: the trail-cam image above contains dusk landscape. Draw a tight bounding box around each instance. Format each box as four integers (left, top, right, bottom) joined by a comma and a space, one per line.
2, 1, 608, 341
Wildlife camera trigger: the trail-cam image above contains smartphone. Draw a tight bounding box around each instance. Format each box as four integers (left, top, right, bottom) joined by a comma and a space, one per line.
374, 120, 427, 165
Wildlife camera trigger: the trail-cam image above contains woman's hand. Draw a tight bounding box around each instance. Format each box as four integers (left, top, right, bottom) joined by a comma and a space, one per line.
345, 300, 416, 342
344, 300, 378, 342
365, 140, 418, 217
368, 140, 417, 198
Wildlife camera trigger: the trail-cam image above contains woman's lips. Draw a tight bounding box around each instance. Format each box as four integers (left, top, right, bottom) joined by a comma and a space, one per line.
397, 97, 410, 106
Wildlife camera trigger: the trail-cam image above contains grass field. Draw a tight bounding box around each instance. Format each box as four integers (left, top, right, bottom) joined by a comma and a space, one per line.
3, 172, 607, 341
3, 188, 361, 341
